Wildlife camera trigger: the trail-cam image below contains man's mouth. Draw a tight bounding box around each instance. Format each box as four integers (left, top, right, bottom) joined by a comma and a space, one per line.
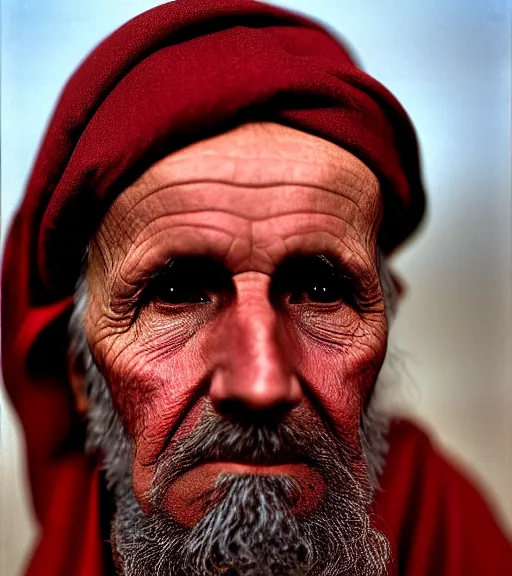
163, 460, 326, 527
201, 461, 302, 472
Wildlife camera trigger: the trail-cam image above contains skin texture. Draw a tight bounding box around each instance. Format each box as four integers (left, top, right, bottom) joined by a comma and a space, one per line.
81, 122, 387, 526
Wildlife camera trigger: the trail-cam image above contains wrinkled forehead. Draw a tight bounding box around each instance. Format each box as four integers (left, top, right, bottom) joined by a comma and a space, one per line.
97, 122, 382, 245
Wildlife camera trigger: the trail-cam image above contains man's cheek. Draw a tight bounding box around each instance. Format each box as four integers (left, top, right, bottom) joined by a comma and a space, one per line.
98, 335, 210, 457
290, 315, 387, 440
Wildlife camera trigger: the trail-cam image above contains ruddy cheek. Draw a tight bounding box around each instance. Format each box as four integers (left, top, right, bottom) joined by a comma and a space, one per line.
163, 463, 325, 527
102, 327, 210, 436
294, 317, 385, 392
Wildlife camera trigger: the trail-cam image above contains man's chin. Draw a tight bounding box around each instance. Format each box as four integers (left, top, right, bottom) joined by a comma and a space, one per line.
111, 467, 390, 576
112, 473, 313, 576
163, 462, 326, 527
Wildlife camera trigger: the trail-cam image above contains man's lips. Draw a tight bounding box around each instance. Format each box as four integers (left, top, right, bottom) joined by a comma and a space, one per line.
196, 461, 305, 475
164, 461, 325, 527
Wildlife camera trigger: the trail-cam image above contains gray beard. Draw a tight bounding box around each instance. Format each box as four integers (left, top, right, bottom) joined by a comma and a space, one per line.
110, 405, 390, 576
69, 276, 392, 576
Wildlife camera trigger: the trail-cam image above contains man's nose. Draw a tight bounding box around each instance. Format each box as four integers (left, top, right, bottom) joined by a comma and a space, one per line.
209, 276, 303, 422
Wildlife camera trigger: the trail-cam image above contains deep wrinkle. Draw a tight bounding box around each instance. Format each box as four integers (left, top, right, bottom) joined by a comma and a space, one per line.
84, 121, 387, 522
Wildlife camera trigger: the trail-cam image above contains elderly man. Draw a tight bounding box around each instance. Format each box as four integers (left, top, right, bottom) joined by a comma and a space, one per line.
2, 1, 511, 575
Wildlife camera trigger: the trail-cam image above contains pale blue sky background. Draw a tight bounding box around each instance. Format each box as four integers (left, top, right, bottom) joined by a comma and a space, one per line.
1, 1, 511, 573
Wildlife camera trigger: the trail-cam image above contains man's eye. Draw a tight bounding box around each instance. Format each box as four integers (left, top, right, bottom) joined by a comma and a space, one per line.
290, 276, 345, 304
272, 255, 353, 307
145, 257, 230, 307
153, 279, 210, 304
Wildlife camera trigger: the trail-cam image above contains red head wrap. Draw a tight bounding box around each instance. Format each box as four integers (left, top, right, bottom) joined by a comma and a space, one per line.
2, 1, 425, 573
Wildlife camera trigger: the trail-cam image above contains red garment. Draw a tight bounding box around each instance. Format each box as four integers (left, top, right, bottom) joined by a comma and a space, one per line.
1, 0, 509, 574
374, 421, 512, 575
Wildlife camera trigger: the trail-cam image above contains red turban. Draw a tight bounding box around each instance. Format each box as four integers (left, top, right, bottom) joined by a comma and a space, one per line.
1, 1, 430, 574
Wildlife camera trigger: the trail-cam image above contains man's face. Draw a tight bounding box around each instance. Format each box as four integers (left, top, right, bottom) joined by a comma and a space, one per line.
82, 122, 389, 574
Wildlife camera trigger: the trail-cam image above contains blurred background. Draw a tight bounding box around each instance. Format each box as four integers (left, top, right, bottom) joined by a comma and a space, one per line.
1, 0, 511, 574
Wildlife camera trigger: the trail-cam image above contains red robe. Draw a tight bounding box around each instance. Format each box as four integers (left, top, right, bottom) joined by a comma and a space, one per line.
376, 420, 512, 575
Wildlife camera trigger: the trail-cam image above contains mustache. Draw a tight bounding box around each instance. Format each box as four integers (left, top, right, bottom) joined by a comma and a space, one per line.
149, 407, 352, 508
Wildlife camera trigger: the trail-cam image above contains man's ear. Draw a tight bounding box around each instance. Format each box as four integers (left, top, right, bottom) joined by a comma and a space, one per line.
67, 351, 90, 415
